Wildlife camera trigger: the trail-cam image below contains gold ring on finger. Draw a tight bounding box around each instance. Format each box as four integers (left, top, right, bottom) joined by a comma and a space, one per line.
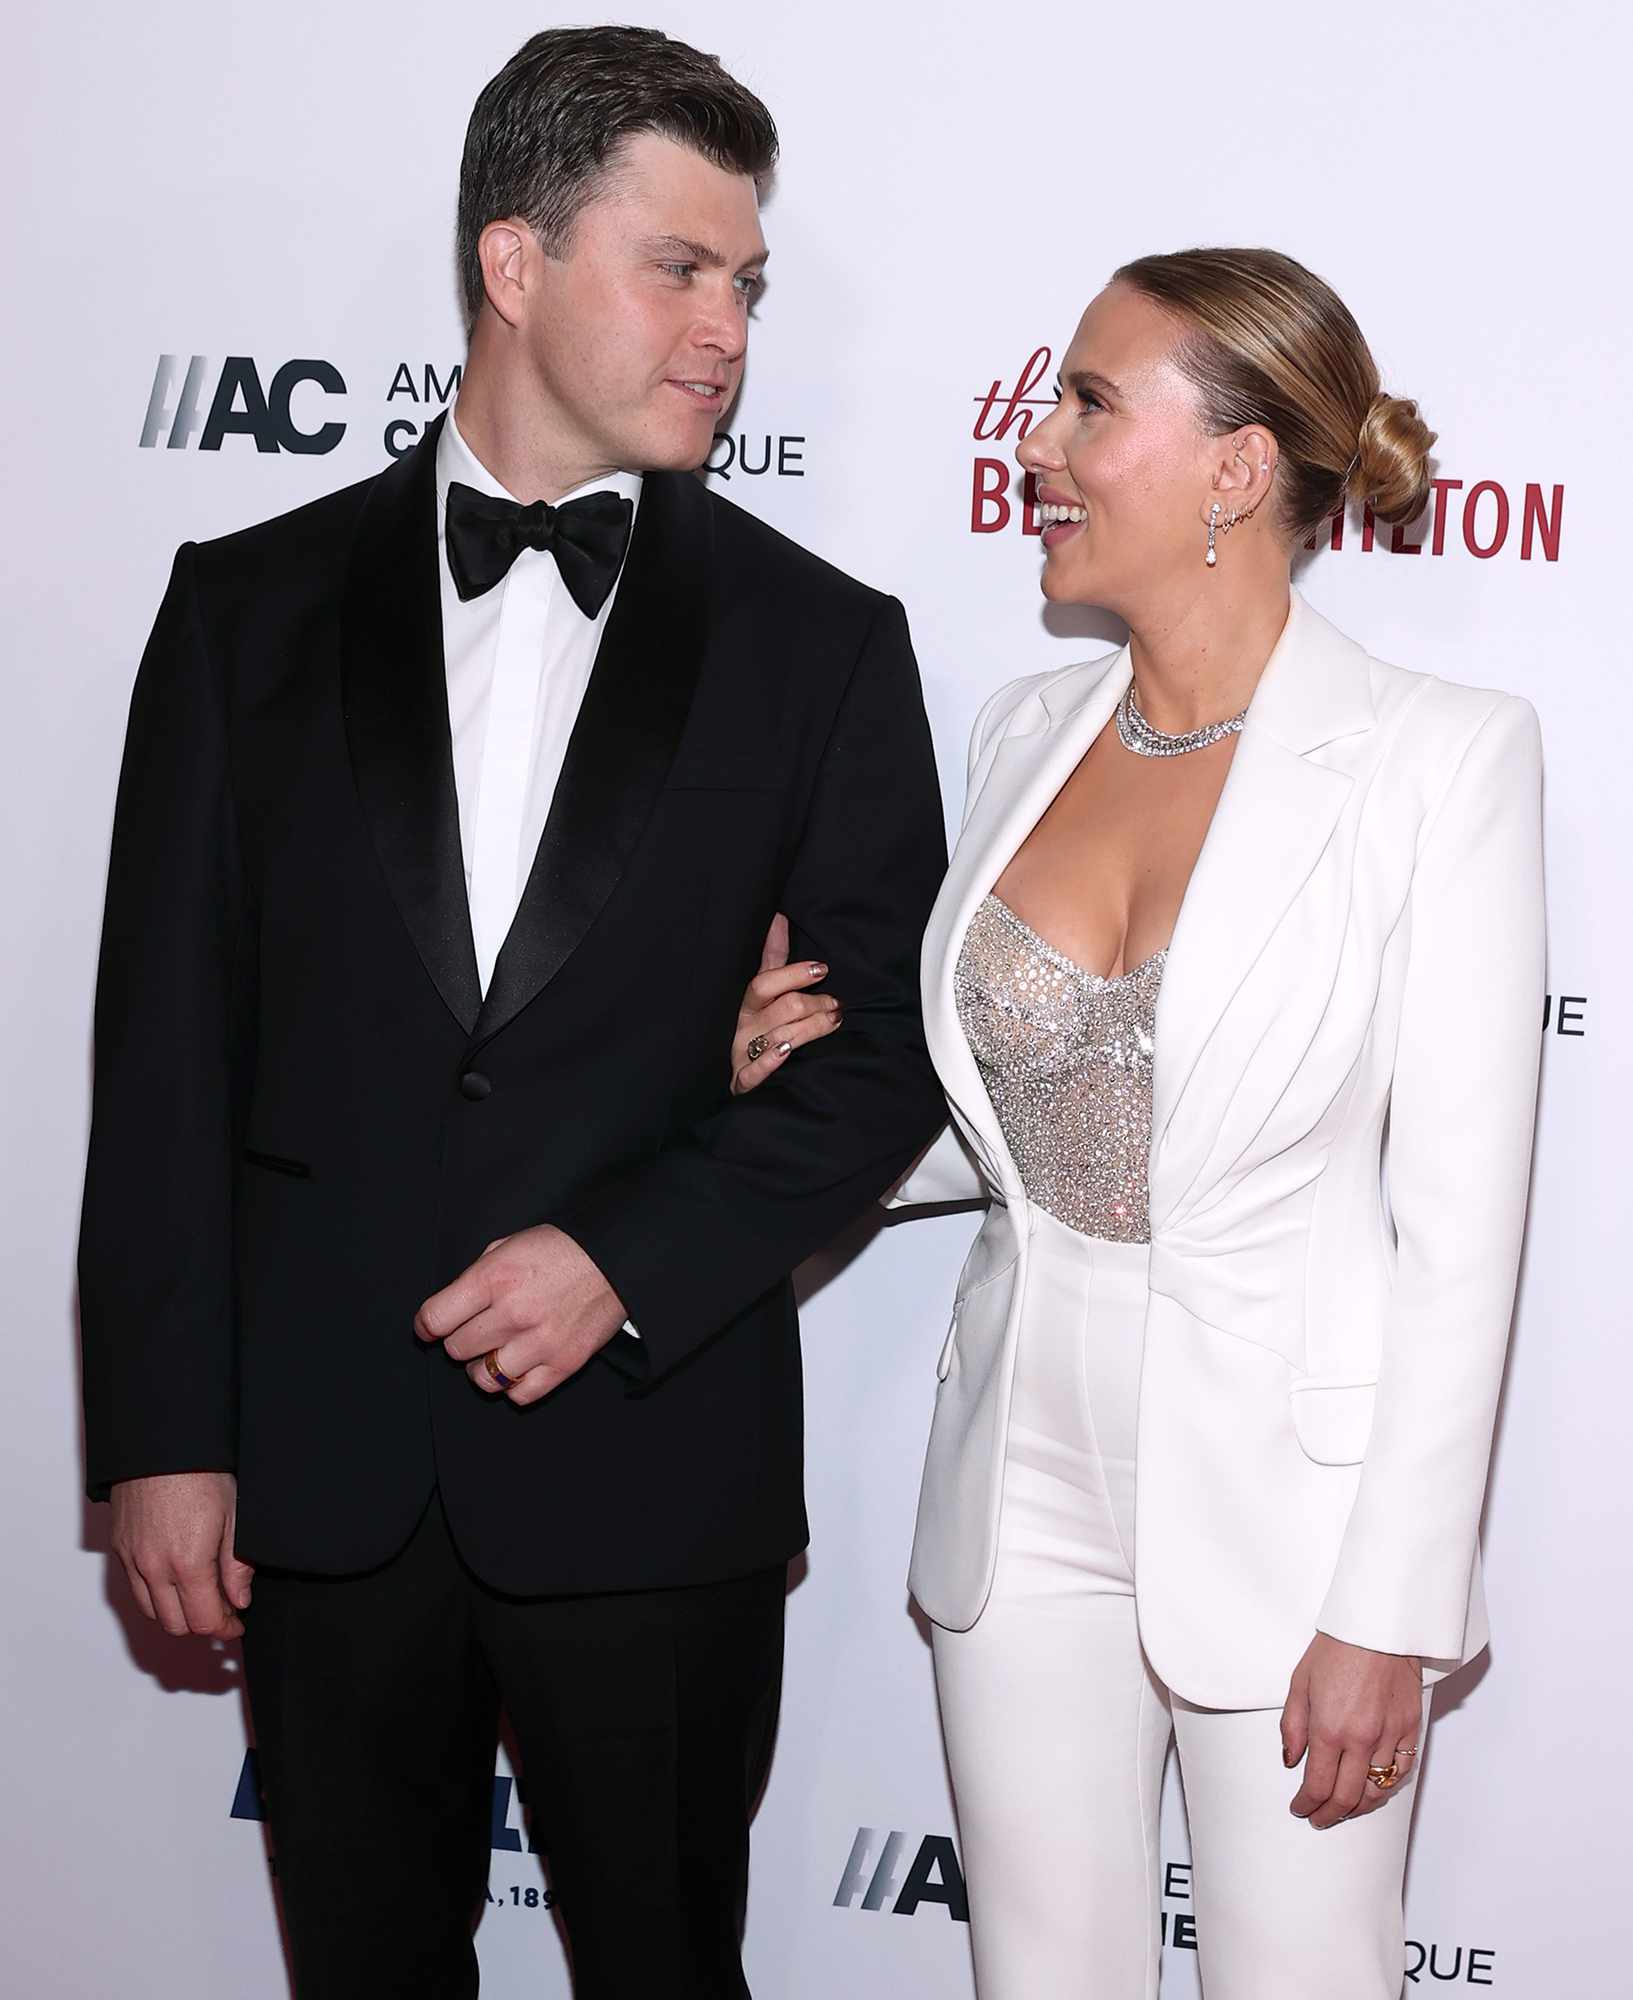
1366, 1761, 1400, 1791
483, 1350, 516, 1391
746, 1034, 770, 1062
1395, 1744, 1419, 1761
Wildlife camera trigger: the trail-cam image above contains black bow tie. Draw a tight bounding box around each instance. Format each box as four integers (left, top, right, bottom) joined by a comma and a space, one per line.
444, 480, 634, 618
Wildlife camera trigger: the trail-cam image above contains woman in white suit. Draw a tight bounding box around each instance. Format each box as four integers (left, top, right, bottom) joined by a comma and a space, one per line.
733, 248, 1543, 1998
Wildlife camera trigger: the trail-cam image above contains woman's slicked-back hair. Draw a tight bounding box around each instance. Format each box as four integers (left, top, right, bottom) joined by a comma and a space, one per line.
1113, 247, 1435, 538
456, 26, 778, 323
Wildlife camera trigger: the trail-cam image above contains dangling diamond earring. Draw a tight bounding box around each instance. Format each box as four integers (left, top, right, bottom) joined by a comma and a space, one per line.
1205, 501, 1221, 567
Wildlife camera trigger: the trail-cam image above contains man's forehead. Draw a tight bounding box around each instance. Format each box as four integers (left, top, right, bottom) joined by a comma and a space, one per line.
592, 139, 767, 258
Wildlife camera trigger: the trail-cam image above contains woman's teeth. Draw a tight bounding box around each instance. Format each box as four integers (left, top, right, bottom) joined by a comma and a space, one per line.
1039, 503, 1087, 526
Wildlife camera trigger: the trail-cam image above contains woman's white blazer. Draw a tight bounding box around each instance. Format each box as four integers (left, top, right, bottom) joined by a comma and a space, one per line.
895, 589, 1544, 1710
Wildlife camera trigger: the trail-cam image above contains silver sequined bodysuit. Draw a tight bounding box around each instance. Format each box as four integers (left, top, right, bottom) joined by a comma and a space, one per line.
954, 894, 1165, 1243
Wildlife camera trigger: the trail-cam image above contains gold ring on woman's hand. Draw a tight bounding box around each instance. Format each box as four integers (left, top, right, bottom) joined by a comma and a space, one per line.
1366, 1761, 1400, 1791
746, 1034, 770, 1062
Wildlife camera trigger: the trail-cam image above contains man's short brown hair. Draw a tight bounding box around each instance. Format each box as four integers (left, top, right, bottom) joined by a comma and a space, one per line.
456, 26, 778, 321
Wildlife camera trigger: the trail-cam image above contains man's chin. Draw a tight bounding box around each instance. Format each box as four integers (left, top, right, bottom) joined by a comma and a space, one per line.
624, 427, 720, 476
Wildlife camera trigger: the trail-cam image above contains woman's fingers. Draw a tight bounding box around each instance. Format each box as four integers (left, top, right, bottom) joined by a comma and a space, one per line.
756, 911, 791, 973
1351, 1724, 1419, 1817
733, 1042, 791, 1096
732, 998, 846, 1095
1306, 1745, 1373, 1829
1279, 1673, 1310, 1771
732, 995, 843, 1086
746, 958, 829, 1010
1289, 1732, 1342, 1821
756, 990, 841, 1037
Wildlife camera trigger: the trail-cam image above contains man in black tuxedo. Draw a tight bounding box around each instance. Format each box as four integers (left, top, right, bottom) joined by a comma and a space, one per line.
79, 27, 945, 1997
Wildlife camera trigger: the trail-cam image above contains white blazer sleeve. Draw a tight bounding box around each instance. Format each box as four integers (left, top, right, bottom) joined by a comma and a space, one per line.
1317, 695, 1544, 1661
882, 1119, 985, 1208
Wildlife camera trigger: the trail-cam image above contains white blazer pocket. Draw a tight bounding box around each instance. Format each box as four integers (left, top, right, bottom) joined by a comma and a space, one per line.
1289, 1374, 1378, 1466
937, 1220, 1022, 1380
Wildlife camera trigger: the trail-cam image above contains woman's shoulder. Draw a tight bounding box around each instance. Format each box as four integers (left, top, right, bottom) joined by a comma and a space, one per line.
966, 646, 1127, 767
1365, 649, 1540, 768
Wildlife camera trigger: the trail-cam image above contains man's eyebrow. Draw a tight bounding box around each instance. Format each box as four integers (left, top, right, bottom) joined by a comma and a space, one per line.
646, 233, 769, 270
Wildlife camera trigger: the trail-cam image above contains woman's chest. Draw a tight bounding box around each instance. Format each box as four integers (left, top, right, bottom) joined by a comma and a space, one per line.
993, 735, 1236, 976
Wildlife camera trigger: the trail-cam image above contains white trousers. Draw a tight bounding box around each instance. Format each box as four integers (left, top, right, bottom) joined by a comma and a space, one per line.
931, 1209, 1426, 1999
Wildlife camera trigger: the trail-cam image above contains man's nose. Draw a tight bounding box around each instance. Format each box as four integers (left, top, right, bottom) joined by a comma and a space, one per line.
696, 290, 747, 361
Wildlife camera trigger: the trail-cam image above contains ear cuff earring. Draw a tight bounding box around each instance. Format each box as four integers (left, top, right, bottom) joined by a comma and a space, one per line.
1205, 494, 1264, 566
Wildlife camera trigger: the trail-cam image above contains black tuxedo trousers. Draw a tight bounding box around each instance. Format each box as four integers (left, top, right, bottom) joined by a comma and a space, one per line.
80, 421, 946, 1992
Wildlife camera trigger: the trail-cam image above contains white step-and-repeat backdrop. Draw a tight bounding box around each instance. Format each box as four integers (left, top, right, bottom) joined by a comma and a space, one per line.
4, 1, 1627, 1992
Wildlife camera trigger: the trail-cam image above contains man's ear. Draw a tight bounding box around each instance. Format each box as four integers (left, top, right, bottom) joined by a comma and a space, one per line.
476, 218, 534, 330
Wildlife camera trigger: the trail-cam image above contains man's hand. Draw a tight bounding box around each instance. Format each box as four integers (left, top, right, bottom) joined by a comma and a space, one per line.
415, 1224, 627, 1407
1281, 1631, 1422, 1829
110, 1471, 252, 1639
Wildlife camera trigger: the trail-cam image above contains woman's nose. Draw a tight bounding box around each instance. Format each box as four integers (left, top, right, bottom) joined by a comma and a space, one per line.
1018, 416, 1062, 473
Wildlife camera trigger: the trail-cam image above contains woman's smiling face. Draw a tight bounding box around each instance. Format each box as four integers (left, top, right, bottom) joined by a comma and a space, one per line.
1018, 283, 1233, 617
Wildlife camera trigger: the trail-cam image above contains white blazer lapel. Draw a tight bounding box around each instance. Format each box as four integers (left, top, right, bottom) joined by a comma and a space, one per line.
922, 649, 1134, 1198
1150, 592, 1375, 1213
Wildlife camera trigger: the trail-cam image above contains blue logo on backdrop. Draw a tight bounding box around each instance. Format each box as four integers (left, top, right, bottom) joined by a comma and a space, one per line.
231, 1749, 540, 1855
832, 1829, 1494, 1978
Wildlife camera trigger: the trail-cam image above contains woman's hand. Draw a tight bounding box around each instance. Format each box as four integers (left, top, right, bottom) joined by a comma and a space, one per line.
731, 912, 844, 1096
1280, 1632, 1422, 1829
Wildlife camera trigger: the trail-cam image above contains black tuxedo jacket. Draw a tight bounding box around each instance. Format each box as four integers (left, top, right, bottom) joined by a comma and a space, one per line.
79, 414, 947, 1593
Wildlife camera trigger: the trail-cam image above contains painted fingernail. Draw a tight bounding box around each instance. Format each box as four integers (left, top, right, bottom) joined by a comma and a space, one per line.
1282, 1749, 1295, 1767
810, 963, 827, 977
776, 1042, 793, 1058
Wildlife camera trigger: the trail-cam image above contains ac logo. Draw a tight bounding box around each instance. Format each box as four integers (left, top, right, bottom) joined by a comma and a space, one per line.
231, 1750, 539, 1856
140, 355, 347, 454
833, 1827, 968, 1920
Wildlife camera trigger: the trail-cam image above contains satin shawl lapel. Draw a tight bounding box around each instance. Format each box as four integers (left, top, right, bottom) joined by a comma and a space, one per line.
1149, 591, 1374, 1195
342, 411, 482, 1035
472, 469, 709, 1048
923, 650, 1134, 1197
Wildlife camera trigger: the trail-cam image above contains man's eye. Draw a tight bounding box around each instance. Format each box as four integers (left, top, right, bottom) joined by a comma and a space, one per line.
735, 272, 764, 299
660, 262, 695, 281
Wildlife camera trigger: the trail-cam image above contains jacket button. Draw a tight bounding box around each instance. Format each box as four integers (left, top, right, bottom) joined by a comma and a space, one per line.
459, 1071, 491, 1101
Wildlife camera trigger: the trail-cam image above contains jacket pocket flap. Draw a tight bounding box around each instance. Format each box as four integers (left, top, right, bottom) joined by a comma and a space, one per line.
1288, 1376, 1377, 1465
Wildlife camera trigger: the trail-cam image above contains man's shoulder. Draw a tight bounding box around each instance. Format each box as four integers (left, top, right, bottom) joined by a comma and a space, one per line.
697, 481, 892, 619
189, 465, 384, 583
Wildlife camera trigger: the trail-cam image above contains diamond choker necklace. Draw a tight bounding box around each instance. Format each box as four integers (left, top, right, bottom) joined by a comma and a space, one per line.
1114, 682, 1247, 758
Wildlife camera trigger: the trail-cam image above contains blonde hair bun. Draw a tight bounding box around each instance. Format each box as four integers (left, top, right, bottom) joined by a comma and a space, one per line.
1350, 393, 1436, 525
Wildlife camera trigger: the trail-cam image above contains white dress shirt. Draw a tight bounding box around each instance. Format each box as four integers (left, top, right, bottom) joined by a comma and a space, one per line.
435, 404, 643, 994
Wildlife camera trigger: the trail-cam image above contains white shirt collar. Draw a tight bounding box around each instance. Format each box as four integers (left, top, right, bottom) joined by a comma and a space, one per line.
435, 400, 643, 523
